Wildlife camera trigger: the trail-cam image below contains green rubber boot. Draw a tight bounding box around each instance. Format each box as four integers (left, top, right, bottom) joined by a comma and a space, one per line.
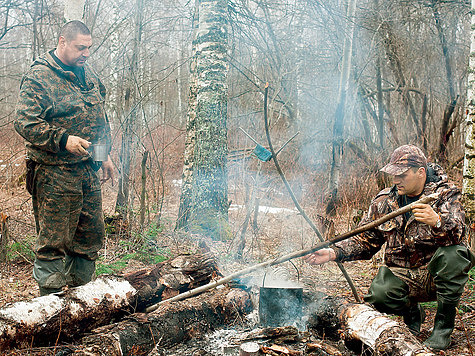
33, 258, 67, 296
65, 255, 96, 287
403, 303, 426, 336
424, 301, 457, 351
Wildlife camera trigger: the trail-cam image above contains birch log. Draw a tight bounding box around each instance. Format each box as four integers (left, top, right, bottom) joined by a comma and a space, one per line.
0, 253, 219, 352
77, 287, 253, 356
309, 295, 435, 356
0, 276, 135, 352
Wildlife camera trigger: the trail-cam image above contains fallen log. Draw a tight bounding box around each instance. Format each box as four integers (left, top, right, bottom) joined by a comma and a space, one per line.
308, 295, 435, 356
124, 252, 220, 310
76, 287, 253, 356
0, 253, 219, 352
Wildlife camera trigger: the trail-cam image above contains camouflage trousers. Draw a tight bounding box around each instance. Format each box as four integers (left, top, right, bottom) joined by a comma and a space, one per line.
364, 245, 475, 313
32, 161, 105, 291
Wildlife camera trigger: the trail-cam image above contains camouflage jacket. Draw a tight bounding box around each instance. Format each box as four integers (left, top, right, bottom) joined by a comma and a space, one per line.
15, 50, 111, 165
334, 164, 466, 269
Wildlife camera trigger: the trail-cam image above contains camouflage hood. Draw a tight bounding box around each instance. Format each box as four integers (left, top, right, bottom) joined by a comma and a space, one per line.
15, 50, 111, 166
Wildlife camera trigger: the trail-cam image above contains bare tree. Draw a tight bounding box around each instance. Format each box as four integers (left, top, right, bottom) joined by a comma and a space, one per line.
114, 0, 144, 220
326, 0, 357, 215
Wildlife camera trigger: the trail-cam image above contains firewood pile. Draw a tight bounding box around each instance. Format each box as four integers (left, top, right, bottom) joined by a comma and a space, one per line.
0, 254, 436, 356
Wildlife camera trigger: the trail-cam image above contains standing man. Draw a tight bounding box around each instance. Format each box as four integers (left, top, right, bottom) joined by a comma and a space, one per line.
15, 21, 113, 296
305, 145, 474, 350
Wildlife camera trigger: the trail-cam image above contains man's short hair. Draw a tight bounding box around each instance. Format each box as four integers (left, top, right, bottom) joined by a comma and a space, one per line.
59, 21, 91, 41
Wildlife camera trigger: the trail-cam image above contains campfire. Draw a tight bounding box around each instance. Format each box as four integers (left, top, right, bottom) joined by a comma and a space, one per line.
0, 253, 435, 356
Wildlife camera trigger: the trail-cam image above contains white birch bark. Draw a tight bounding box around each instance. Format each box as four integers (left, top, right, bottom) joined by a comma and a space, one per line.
62, 0, 85, 22
340, 303, 434, 356
462, 0, 475, 251
0, 276, 136, 352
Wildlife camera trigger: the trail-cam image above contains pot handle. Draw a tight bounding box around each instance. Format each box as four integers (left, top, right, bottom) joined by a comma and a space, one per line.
262, 260, 300, 287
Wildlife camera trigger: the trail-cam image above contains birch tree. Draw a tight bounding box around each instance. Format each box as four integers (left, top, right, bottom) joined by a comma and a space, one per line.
177, 0, 229, 239
462, 0, 475, 251
176, 0, 199, 230
62, 0, 85, 22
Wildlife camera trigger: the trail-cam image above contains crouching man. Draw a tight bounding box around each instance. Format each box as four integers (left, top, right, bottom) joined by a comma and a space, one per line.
304, 145, 474, 350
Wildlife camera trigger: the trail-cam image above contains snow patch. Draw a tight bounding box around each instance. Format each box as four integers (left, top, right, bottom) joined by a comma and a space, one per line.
229, 204, 298, 215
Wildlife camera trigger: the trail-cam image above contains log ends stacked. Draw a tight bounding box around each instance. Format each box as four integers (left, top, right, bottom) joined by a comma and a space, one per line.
124, 252, 221, 310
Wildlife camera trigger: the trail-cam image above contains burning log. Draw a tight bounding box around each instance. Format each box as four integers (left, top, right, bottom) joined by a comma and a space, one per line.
244, 326, 301, 343
306, 341, 342, 356
77, 287, 253, 356
0, 253, 219, 352
309, 295, 435, 356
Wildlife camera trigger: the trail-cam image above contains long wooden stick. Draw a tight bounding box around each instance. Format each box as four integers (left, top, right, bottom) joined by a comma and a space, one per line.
145, 193, 439, 312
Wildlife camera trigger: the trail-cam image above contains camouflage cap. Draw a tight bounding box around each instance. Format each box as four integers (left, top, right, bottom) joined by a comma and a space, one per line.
380, 145, 427, 176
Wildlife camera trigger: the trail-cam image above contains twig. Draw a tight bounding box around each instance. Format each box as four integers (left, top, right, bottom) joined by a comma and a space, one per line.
458, 310, 474, 356
262, 83, 362, 303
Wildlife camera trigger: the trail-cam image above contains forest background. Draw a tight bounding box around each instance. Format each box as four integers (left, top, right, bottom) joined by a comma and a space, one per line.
0, 0, 474, 308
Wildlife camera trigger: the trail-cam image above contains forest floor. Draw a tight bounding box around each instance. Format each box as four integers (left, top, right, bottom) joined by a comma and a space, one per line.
0, 171, 474, 356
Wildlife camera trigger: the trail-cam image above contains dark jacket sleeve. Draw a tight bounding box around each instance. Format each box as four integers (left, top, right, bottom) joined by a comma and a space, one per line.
14, 73, 67, 153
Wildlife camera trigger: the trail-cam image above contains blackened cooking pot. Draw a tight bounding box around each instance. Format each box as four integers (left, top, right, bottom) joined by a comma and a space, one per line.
258, 284, 303, 327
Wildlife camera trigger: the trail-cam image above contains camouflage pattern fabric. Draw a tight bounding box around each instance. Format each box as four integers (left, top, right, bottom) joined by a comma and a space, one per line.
15, 50, 111, 166
334, 163, 466, 269
14, 50, 110, 291
32, 162, 104, 261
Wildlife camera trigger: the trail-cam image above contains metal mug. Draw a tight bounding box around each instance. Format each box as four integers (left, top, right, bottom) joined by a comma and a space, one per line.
88, 144, 109, 162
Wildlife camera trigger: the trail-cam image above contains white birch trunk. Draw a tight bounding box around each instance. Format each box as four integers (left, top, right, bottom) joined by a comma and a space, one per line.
0, 276, 136, 352
188, 0, 230, 238
462, 0, 475, 251
62, 0, 85, 22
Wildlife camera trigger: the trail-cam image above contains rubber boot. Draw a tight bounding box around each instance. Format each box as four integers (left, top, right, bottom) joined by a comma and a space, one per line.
424, 300, 457, 350
403, 303, 426, 336
65, 255, 96, 287
33, 258, 67, 296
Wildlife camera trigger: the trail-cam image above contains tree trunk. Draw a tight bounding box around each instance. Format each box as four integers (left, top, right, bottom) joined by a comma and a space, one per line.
176, 0, 200, 231
189, 0, 230, 239
78, 287, 252, 356
115, 0, 144, 217
432, 0, 458, 164
326, 0, 357, 215
139, 150, 148, 228
378, 21, 423, 142
463, 0, 475, 252
62, 0, 85, 22
0, 254, 219, 352
0, 213, 8, 262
